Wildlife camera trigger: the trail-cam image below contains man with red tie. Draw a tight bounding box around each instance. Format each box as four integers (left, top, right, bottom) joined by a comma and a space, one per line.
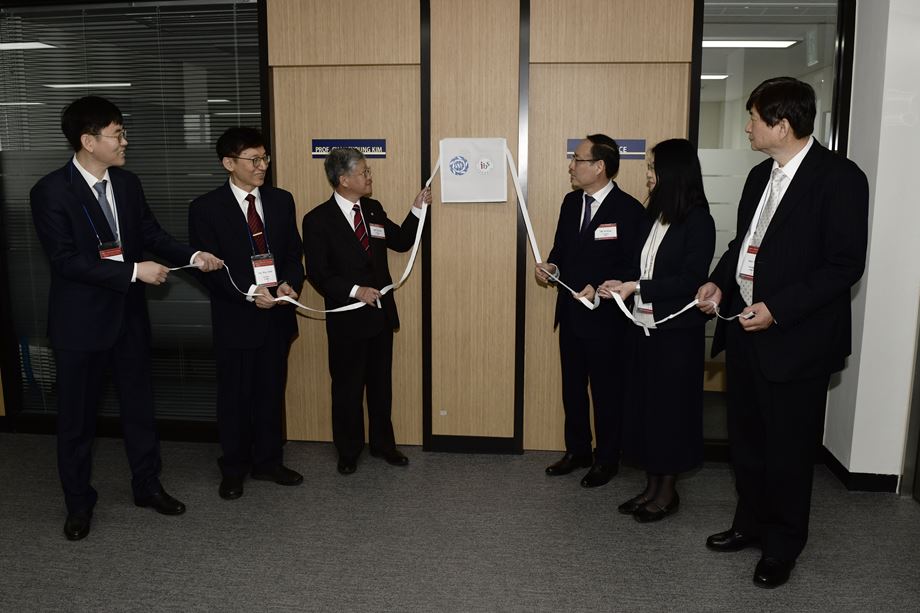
189, 127, 305, 500
302, 147, 430, 475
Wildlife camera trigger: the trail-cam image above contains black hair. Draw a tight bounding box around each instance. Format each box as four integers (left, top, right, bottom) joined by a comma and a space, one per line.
324, 147, 364, 188
586, 133, 620, 179
746, 76, 816, 138
645, 138, 709, 225
60, 96, 124, 152
216, 126, 266, 160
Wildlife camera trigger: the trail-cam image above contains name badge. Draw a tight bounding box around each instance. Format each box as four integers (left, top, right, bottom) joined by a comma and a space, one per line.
251, 253, 278, 287
369, 223, 386, 239
99, 241, 125, 262
594, 223, 618, 240
739, 245, 758, 280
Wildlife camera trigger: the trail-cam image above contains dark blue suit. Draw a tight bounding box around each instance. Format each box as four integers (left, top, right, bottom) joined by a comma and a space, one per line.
189, 182, 304, 477
546, 184, 645, 463
30, 161, 195, 513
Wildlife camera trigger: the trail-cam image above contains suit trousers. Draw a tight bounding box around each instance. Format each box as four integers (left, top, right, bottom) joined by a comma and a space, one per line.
215, 326, 290, 477
327, 326, 396, 459
54, 322, 162, 514
725, 319, 829, 561
558, 324, 622, 463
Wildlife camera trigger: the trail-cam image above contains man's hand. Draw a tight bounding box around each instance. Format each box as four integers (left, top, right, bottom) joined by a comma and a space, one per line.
696, 282, 722, 314
277, 282, 298, 301
574, 285, 596, 302
355, 286, 381, 305
253, 285, 277, 309
535, 262, 558, 284
413, 186, 433, 209
194, 251, 223, 272
597, 279, 622, 299
137, 261, 169, 285
740, 301, 774, 332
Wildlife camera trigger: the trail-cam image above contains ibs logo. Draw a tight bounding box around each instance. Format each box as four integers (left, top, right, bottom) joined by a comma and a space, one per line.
448, 155, 470, 176
478, 158, 493, 174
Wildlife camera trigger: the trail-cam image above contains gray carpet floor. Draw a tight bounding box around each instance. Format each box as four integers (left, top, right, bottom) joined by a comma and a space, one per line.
1, 432, 918, 612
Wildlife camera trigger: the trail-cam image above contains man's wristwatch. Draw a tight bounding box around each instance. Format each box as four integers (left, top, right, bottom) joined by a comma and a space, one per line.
635, 280, 641, 297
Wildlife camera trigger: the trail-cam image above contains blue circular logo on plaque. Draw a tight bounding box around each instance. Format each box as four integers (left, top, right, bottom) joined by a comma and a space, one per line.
448, 155, 470, 176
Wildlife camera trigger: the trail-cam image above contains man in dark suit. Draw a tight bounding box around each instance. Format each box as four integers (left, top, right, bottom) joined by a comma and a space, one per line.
189, 127, 305, 500
535, 134, 645, 488
29, 96, 222, 541
697, 77, 869, 588
302, 147, 429, 475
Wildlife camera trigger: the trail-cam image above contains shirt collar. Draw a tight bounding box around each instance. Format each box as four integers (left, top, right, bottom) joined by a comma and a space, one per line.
228, 179, 260, 205
333, 190, 359, 212
72, 155, 111, 191
772, 136, 814, 182
585, 180, 614, 204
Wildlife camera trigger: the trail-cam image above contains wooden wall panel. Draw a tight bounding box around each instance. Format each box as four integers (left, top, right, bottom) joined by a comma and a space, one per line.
523, 63, 690, 450
266, 0, 419, 67
531, 0, 695, 63
430, 0, 519, 437
272, 66, 422, 445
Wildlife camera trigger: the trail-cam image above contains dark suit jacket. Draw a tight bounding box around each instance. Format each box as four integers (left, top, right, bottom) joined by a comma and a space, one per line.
547, 185, 646, 339
638, 205, 716, 330
188, 182, 304, 350
302, 195, 419, 339
709, 141, 869, 381
30, 161, 195, 352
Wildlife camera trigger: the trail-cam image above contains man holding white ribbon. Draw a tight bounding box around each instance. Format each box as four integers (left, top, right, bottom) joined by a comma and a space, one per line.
696, 77, 869, 588
535, 134, 645, 488
303, 147, 430, 475
189, 127, 305, 501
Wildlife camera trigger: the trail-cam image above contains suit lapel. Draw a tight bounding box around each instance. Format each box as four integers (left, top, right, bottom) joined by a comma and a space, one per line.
737, 162, 771, 236
325, 196, 367, 259
219, 182, 253, 251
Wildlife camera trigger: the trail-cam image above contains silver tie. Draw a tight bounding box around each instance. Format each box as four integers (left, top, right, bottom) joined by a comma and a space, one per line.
93, 180, 118, 237
739, 168, 785, 305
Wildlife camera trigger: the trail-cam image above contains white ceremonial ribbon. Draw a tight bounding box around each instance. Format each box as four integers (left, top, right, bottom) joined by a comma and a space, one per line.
168, 263, 202, 271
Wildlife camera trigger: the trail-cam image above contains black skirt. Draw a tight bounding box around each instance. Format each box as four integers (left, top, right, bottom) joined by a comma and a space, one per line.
621, 322, 705, 474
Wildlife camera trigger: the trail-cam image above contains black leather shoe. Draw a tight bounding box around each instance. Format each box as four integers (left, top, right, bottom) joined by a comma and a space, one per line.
618, 494, 649, 515
370, 447, 409, 466
580, 463, 618, 488
63, 512, 92, 541
545, 453, 593, 476
251, 464, 303, 486
219, 475, 244, 500
753, 556, 794, 589
134, 489, 187, 515
337, 456, 357, 475
633, 494, 680, 523
706, 529, 760, 552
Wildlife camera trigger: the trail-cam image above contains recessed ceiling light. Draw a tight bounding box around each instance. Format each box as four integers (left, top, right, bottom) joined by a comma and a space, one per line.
701, 74, 729, 80
0, 42, 56, 51
44, 83, 132, 89
703, 40, 797, 48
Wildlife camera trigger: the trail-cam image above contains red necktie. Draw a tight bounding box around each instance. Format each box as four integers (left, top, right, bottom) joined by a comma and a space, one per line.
245, 194, 267, 254
353, 204, 369, 252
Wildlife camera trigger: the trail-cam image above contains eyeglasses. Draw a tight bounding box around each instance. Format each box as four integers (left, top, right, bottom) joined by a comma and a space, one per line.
230, 154, 271, 167
352, 167, 372, 178
96, 129, 127, 142
571, 157, 598, 164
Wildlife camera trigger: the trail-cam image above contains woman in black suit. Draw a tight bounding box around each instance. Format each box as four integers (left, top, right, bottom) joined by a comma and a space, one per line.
597, 138, 715, 522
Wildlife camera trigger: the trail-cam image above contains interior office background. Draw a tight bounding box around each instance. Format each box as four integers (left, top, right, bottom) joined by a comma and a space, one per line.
0, 0, 917, 501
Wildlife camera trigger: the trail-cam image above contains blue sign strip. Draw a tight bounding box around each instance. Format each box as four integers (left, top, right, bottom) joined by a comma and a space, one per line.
567, 138, 646, 160
312, 139, 386, 158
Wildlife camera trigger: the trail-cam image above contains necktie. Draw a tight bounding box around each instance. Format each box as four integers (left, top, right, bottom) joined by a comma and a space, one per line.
580, 194, 595, 233
739, 167, 785, 305
93, 180, 117, 237
353, 204, 369, 252
245, 194, 267, 254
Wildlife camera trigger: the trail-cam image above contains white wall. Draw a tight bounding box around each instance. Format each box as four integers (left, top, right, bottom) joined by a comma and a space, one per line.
825, 0, 920, 477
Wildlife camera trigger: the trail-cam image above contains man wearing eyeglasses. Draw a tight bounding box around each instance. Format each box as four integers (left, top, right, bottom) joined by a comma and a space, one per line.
189, 127, 305, 500
302, 147, 430, 475
534, 134, 645, 488
29, 96, 222, 541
